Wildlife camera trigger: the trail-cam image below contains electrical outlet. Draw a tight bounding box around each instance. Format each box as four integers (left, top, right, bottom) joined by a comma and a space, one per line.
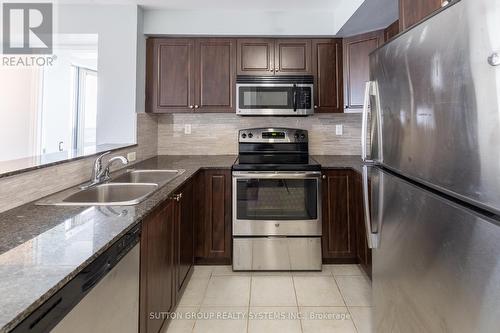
127, 151, 137, 162
335, 124, 343, 136
184, 124, 192, 135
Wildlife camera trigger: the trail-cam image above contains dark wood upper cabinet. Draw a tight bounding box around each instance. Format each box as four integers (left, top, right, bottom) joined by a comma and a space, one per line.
237, 38, 312, 76
146, 38, 195, 113
322, 170, 357, 262
140, 200, 175, 333
237, 39, 275, 75
312, 39, 343, 113
195, 39, 236, 112
274, 39, 312, 75
399, 0, 444, 31
147, 38, 236, 113
384, 20, 400, 42
343, 30, 384, 111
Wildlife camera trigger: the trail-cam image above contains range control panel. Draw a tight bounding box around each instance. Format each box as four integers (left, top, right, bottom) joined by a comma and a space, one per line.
238, 128, 308, 143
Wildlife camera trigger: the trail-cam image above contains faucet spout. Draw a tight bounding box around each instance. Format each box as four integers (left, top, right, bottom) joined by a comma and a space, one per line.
81, 152, 129, 190
97, 156, 129, 180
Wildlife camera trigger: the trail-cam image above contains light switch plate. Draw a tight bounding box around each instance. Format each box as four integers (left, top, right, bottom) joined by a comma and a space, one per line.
184, 124, 192, 135
335, 124, 343, 136
127, 152, 137, 162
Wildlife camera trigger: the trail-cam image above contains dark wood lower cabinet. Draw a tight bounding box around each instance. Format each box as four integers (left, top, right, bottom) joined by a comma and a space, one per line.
321, 169, 372, 277
141, 178, 197, 333
322, 170, 357, 262
174, 180, 194, 299
140, 168, 232, 333
195, 169, 232, 264
140, 199, 176, 333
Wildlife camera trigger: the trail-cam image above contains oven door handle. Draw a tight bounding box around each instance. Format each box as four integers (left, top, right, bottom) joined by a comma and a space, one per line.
232, 171, 321, 179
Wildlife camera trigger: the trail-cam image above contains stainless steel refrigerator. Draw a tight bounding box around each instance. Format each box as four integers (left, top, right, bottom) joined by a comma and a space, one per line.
361, 0, 500, 331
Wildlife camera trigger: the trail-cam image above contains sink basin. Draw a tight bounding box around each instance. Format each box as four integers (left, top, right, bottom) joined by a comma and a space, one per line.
36, 169, 185, 206
111, 169, 185, 186
60, 183, 158, 206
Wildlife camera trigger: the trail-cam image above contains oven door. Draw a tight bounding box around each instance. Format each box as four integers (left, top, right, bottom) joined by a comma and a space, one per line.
232, 171, 322, 236
236, 84, 313, 116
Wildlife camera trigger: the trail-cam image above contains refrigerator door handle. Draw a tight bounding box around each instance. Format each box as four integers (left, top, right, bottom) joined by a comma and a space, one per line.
361, 82, 374, 163
362, 165, 380, 249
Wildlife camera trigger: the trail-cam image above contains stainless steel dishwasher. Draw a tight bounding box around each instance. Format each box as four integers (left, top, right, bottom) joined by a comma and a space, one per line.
11, 224, 141, 333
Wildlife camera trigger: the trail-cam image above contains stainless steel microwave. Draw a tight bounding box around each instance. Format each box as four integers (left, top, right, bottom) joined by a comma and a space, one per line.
236, 75, 314, 116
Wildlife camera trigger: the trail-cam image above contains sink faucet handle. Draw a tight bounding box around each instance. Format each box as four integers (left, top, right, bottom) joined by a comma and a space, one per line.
91, 151, 111, 181
101, 156, 129, 181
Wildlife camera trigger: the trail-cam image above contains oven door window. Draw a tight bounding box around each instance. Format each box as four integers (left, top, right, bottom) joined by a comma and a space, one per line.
236, 178, 318, 220
239, 87, 293, 109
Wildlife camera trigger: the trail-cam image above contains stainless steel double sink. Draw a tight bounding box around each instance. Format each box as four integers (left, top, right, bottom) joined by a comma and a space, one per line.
37, 169, 185, 206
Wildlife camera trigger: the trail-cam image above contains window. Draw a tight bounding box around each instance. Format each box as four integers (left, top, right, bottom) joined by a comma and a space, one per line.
72, 66, 97, 150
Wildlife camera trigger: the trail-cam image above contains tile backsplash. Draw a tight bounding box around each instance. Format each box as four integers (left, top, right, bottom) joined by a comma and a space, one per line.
157, 113, 363, 155
0, 112, 363, 213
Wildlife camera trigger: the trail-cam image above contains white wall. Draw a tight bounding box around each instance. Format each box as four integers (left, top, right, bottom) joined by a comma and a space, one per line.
143, 0, 364, 36
136, 6, 147, 114
55, 4, 138, 145
0, 68, 40, 161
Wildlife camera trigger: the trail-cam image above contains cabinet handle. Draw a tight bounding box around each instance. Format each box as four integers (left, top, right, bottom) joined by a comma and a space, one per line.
172, 193, 183, 202
314, 105, 318, 109
194, 105, 200, 109
488, 52, 500, 67
189, 105, 194, 109
275, 67, 279, 72
322, 175, 326, 179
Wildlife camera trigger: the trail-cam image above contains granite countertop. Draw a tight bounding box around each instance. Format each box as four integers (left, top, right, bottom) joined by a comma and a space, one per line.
0, 154, 362, 333
0, 155, 236, 333
312, 155, 363, 174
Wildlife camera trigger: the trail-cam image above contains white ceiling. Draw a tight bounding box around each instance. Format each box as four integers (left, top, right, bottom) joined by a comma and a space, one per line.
337, 0, 399, 36
56, 0, 360, 12
56, 0, 376, 36
137, 0, 349, 11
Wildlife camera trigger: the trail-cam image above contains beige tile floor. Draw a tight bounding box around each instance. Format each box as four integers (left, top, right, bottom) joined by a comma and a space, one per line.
164, 265, 372, 333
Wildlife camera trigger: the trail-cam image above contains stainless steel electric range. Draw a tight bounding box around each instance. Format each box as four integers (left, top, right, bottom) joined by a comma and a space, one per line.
232, 128, 322, 271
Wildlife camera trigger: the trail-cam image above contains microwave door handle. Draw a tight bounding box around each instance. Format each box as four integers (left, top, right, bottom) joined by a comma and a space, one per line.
293, 85, 297, 112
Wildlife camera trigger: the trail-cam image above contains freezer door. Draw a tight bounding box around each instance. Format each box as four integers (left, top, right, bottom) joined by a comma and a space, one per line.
370, 0, 500, 214
371, 167, 500, 332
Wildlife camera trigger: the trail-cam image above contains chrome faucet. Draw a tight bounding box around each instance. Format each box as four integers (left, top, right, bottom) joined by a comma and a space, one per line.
81, 152, 129, 189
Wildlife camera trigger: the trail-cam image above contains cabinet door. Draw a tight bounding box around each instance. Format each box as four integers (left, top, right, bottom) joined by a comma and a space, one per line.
399, 0, 443, 31
140, 200, 175, 333
146, 38, 195, 113
322, 170, 357, 262
274, 39, 312, 75
193, 171, 206, 260
343, 31, 384, 111
352, 172, 372, 278
175, 180, 194, 296
202, 169, 232, 263
195, 39, 236, 112
237, 39, 275, 75
384, 20, 400, 42
312, 39, 343, 113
